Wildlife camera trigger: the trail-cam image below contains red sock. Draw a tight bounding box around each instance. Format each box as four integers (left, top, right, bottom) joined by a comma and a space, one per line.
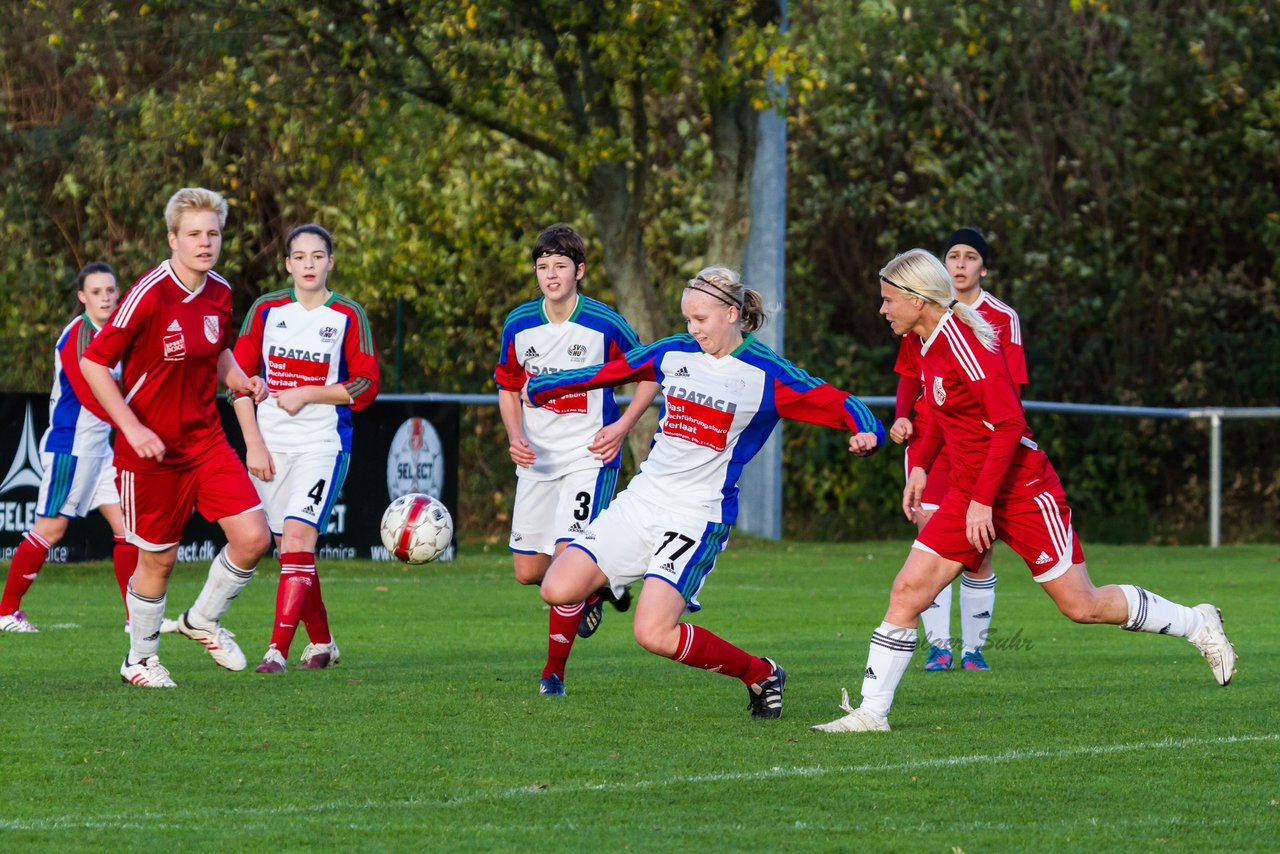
112, 534, 138, 618
542, 602, 583, 679
272, 552, 317, 657
670, 623, 772, 685
299, 559, 332, 645
1, 532, 51, 615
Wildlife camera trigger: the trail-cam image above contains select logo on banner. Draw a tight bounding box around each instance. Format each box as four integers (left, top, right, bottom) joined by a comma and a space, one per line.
386, 417, 445, 501
0, 403, 44, 535
383, 416, 452, 562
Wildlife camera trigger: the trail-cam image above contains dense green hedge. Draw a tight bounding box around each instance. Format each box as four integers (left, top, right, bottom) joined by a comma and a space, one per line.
781, 0, 1279, 543
2, 1, 1276, 543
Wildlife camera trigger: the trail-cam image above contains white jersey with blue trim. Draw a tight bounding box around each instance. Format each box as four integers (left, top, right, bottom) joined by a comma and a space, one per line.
527, 334, 884, 525
41, 314, 120, 458
495, 293, 641, 481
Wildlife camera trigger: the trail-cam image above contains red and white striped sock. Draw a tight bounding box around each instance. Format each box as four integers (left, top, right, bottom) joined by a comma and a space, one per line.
542, 602, 583, 679
670, 623, 772, 686
271, 552, 317, 657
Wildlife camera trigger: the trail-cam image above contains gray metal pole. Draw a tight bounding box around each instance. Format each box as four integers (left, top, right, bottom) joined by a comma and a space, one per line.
737, 0, 787, 540
1209, 412, 1221, 548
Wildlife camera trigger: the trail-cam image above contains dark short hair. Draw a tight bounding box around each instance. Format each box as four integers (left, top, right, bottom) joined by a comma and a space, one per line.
75, 261, 116, 291
943, 227, 990, 267
531, 224, 586, 269
285, 223, 334, 256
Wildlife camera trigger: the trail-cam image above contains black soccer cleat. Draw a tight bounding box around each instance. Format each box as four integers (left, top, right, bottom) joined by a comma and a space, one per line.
747, 658, 786, 719
577, 597, 604, 638
604, 585, 633, 613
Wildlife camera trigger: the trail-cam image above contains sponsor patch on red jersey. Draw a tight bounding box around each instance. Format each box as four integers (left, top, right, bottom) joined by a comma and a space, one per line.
163, 331, 186, 361
663, 396, 733, 451
542, 391, 588, 415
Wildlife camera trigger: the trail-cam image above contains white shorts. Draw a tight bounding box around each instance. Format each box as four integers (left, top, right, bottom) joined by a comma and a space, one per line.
37, 452, 114, 518
251, 449, 350, 535
567, 490, 730, 612
509, 467, 619, 556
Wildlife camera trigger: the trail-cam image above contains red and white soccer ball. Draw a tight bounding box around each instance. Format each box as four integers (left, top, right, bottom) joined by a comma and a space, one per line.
380, 493, 453, 565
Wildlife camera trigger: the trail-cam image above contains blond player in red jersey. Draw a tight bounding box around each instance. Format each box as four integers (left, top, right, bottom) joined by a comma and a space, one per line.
812, 248, 1235, 733
889, 228, 1025, 671
81, 187, 272, 688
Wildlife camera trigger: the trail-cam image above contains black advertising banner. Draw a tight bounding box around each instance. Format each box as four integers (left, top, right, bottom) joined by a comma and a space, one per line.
0, 393, 459, 564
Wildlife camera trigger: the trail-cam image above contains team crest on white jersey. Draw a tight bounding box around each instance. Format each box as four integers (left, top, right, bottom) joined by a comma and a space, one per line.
204, 315, 220, 344
933, 376, 946, 407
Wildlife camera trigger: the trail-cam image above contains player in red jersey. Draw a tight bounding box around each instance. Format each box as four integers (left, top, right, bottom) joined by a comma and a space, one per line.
231, 224, 380, 674
889, 228, 1025, 671
81, 187, 272, 688
812, 248, 1236, 733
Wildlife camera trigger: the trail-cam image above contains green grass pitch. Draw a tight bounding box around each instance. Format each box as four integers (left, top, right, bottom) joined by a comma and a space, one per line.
1, 540, 1277, 850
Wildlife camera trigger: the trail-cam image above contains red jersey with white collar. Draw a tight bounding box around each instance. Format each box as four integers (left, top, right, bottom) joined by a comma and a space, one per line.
894, 288, 1027, 424
910, 312, 1045, 506
82, 261, 235, 471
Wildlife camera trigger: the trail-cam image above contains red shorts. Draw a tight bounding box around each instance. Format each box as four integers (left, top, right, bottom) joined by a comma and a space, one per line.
914, 458, 1084, 581
905, 443, 951, 509
117, 439, 262, 551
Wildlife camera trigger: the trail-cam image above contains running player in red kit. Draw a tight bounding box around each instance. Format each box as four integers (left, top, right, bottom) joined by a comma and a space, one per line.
890, 228, 1025, 671
81, 187, 272, 688
812, 248, 1236, 733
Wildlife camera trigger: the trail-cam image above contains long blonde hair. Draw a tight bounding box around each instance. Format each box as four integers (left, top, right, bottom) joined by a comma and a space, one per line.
684, 266, 767, 333
879, 249, 996, 349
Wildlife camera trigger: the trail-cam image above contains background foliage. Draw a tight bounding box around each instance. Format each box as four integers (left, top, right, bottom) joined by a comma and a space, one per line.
2, 0, 1276, 543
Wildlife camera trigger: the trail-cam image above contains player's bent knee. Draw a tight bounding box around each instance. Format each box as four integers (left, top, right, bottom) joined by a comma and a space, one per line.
1055, 596, 1105, 624
632, 622, 676, 657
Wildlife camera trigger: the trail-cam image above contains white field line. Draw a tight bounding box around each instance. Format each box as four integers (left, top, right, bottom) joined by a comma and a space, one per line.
2, 732, 1276, 832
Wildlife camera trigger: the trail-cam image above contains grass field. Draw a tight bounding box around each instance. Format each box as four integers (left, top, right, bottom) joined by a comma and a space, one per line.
1, 539, 1277, 851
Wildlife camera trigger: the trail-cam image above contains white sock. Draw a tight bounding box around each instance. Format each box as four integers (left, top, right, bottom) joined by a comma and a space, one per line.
918, 583, 952, 651
1118, 585, 1203, 637
960, 573, 997, 654
860, 621, 917, 720
127, 584, 165, 662
189, 548, 255, 626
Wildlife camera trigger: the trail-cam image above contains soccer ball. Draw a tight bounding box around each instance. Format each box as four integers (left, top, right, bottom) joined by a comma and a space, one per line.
380, 493, 453, 565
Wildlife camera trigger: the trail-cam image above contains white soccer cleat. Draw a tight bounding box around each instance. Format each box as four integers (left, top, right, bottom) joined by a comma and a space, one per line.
159, 616, 180, 634
810, 688, 891, 733
175, 610, 246, 671
120, 655, 177, 688
299, 639, 341, 670
0, 611, 38, 633
1188, 604, 1236, 686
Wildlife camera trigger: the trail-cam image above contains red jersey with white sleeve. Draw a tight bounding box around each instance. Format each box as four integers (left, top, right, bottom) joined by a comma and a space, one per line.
909, 311, 1042, 506
82, 261, 235, 472
232, 289, 380, 453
